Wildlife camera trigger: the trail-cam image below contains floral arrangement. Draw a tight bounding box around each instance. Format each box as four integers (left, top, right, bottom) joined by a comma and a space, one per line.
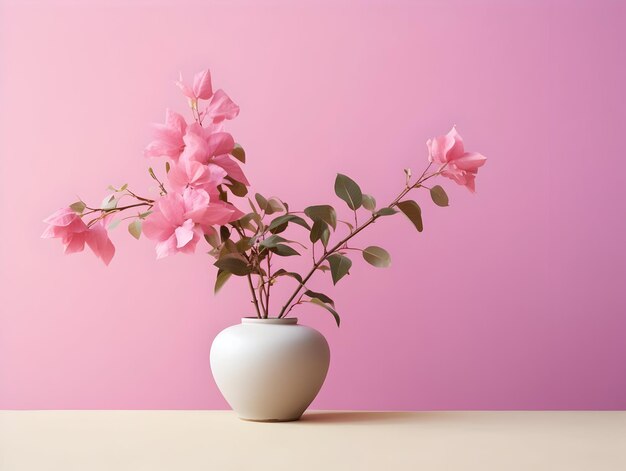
43, 68, 486, 326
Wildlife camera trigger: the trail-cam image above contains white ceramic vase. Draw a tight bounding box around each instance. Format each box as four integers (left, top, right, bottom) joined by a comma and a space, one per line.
210, 317, 330, 422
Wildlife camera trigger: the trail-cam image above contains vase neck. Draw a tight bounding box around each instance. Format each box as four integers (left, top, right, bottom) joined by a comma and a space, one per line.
241, 317, 298, 325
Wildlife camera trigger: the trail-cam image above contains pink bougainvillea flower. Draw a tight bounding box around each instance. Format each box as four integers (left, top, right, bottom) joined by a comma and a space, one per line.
201, 89, 240, 124
167, 158, 227, 194
144, 109, 187, 160
179, 125, 249, 186
41, 207, 89, 253
181, 124, 235, 159
42, 208, 115, 265
143, 188, 242, 259
427, 127, 487, 192
176, 69, 213, 101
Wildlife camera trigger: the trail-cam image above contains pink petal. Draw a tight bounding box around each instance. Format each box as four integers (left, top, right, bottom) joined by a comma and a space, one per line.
156, 193, 185, 227
192, 69, 213, 100
166, 160, 195, 192
212, 154, 250, 186
144, 126, 185, 160
86, 222, 115, 265
206, 132, 235, 157
445, 127, 465, 162
196, 203, 243, 232
155, 234, 179, 259
205, 163, 228, 187
177, 228, 201, 254
165, 109, 187, 136
175, 219, 195, 248
454, 152, 487, 172
182, 187, 211, 213
427, 126, 465, 164
206, 89, 239, 123
43, 207, 83, 228
142, 211, 174, 242
464, 173, 477, 192
41, 224, 60, 239
427, 136, 451, 164
63, 233, 86, 254
175, 73, 195, 99
180, 131, 210, 164
181, 187, 213, 223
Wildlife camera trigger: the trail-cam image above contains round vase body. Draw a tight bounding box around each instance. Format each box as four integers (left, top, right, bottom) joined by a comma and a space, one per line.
210, 318, 330, 422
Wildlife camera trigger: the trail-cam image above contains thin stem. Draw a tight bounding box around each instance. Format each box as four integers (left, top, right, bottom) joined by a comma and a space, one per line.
246, 274, 262, 319
257, 277, 267, 318
265, 252, 272, 317
232, 222, 262, 319
125, 189, 155, 203
283, 293, 305, 319
82, 202, 152, 217
148, 169, 167, 195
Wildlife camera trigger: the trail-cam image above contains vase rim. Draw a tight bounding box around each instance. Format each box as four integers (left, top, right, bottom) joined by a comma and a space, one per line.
241, 317, 298, 325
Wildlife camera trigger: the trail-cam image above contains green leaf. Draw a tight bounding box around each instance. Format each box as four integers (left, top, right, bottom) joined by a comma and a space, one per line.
220, 239, 238, 256
259, 234, 288, 249
273, 269, 303, 284
304, 290, 335, 306
225, 177, 248, 197
236, 237, 254, 253
238, 212, 260, 231
334, 173, 363, 210
430, 185, 449, 207
270, 222, 288, 234
101, 194, 117, 210
128, 220, 142, 239
362, 194, 376, 212
317, 264, 330, 272
308, 298, 341, 327
268, 214, 311, 232
338, 220, 354, 232
214, 253, 252, 276
214, 269, 232, 294
231, 143, 246, 163
165, 162, 171, 173
138, 211, 153, 219
220, 225, 231, 243
247, 198, 259, 214
218, 186, 228, 203
304, 205, 337, 230
69, 201, 86, 214
148, 167, 157, 180
255, 193, 268, 211
204, 231, 221, 248
362, 246, 391, 268
327, 253, 352, 285
374, 207, 397, 217
271, 244, 300, 257
396, 200, 423, 232
108, 219, 121, 230
310, 219, 330, 247
266, 197, 286, 215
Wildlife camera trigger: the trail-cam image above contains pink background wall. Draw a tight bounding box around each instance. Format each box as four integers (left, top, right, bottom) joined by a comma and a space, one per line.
1, 0, 625, 410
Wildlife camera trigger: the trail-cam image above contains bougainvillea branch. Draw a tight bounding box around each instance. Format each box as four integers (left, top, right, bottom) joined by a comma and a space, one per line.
43, 68, 486, 326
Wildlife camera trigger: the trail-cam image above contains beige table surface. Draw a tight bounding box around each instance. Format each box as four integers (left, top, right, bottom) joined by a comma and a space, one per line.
1, 411, 625, 471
